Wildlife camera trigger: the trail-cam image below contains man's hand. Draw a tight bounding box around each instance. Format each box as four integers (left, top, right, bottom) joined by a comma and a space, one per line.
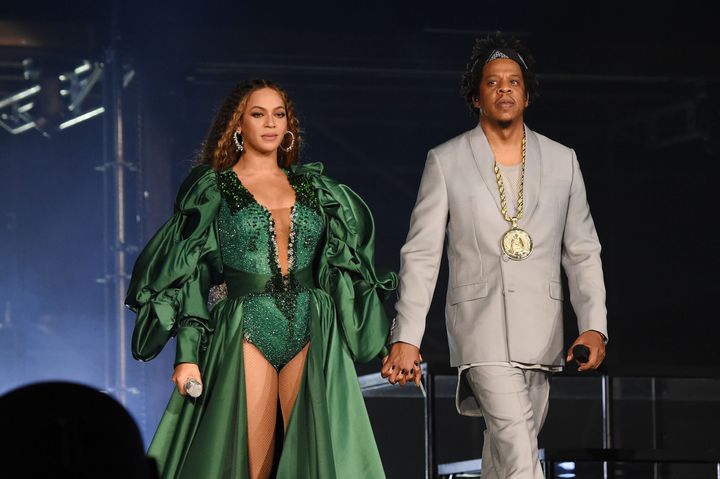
172, 362, 203, 396
566, 330, 606, 372
381, 342, 422, 386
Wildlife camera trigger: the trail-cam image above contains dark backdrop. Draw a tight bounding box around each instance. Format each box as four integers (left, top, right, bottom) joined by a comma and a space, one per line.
1, 1, 718, 477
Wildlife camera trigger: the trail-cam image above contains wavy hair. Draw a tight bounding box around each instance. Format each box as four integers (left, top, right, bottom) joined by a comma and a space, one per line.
197, 79, 302, 170
460, 31, 539, 118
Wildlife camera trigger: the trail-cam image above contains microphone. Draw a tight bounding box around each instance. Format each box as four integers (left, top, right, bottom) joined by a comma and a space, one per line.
572, 344, 590, 363
185, 378, 203, 398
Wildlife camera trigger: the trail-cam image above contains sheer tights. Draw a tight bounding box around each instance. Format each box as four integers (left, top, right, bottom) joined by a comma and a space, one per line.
243, 339, 309, 479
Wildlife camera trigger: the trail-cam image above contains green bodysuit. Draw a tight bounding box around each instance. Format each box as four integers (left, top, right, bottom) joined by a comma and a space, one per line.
125, 162, 397, 478
216, 169, 324, 370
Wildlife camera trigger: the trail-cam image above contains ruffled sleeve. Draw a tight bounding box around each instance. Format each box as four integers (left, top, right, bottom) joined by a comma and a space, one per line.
125, 164, 222, 366
296, 162, 398, 363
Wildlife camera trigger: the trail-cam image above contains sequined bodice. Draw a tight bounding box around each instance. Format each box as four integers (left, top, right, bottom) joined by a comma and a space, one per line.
217, 169, 323, 276
216, 168, 324, 370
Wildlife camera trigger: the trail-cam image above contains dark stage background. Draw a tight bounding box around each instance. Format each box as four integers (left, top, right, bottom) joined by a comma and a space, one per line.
1, 1, 718, 478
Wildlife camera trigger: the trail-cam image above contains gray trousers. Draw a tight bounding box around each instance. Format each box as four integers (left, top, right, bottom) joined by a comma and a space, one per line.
465, 365, 550, 479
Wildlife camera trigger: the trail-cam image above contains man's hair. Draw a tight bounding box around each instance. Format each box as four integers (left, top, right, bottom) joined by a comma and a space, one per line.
460, 31, 539, 118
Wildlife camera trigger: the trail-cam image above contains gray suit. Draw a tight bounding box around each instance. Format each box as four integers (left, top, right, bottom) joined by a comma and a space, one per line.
390, 124, 608, 415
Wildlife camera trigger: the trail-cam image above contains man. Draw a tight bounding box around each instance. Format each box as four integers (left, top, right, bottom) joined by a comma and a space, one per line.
381, 33, 608, 478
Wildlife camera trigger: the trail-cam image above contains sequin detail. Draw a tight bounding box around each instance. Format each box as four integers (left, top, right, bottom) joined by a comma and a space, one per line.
217, 168, 324, 370
287, 170, 321, 214
242, 291, 311, 370
218, 169, 255, 214
207, 282, 228, 309
220, 206, 269, 274
293, 204, 324, 271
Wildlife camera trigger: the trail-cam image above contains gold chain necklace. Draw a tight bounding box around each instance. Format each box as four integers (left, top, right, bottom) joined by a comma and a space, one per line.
493, 131, 533, 260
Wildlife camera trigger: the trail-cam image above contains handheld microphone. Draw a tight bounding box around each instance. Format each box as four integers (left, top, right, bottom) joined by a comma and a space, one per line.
572, 344, 590, 363
185, 378, 203, 398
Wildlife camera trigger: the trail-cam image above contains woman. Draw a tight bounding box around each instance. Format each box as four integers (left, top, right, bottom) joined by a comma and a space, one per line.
125, 79, 397, 478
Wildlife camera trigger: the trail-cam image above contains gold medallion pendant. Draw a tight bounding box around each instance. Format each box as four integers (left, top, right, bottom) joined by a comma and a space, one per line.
501, 227, 533, 261
494, 130, 534, 261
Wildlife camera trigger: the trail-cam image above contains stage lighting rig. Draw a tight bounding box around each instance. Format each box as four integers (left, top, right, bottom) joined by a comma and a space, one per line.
0, 58, 107, 137
0, 84, 44, 135
57, 60, 105, 131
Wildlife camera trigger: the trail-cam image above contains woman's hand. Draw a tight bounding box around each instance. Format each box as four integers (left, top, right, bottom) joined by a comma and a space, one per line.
381, 342, 423, 386
172, 362, 202, 396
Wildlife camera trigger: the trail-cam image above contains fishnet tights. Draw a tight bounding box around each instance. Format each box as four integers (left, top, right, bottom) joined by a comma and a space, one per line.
243, 340, 309, 479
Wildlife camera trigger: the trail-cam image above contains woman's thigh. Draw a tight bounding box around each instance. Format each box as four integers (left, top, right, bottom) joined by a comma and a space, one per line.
278, 342, 310, 431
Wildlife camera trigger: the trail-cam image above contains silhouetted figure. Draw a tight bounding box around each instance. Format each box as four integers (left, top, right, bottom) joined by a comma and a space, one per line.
0, 381, 159, 479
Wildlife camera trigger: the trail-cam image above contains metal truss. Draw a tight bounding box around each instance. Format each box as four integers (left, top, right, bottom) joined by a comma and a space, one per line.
0, 59, 107, 137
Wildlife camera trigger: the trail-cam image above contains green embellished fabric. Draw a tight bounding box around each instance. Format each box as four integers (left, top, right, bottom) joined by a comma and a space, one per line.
216, 168, 323, 370
125, 162, 397, 479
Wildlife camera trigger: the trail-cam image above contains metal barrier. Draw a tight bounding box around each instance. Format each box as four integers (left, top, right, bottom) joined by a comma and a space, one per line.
359, 365, 720, 479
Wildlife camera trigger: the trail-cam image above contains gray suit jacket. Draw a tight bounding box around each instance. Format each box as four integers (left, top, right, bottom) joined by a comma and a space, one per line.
390, 123, 607, 376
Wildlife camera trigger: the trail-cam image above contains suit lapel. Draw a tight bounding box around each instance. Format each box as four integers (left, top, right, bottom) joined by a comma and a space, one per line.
522, 126, 541, 225
468, 124, 502, 212
467, 123, 542, 226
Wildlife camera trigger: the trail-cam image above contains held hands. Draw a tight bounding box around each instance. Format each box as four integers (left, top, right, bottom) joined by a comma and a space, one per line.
172, 362, 203, 396
566, 330, 606, 372
380, 342, 423, 386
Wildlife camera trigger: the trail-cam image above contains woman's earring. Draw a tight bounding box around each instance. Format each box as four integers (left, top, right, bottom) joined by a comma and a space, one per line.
233, 130, 244, 152
279, 130, 295, 153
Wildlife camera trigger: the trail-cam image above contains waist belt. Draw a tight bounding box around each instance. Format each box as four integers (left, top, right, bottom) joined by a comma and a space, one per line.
223, 264, 315, 298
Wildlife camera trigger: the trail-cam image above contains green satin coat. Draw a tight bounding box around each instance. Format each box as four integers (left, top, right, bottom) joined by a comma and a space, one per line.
125, 162, 397, 479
